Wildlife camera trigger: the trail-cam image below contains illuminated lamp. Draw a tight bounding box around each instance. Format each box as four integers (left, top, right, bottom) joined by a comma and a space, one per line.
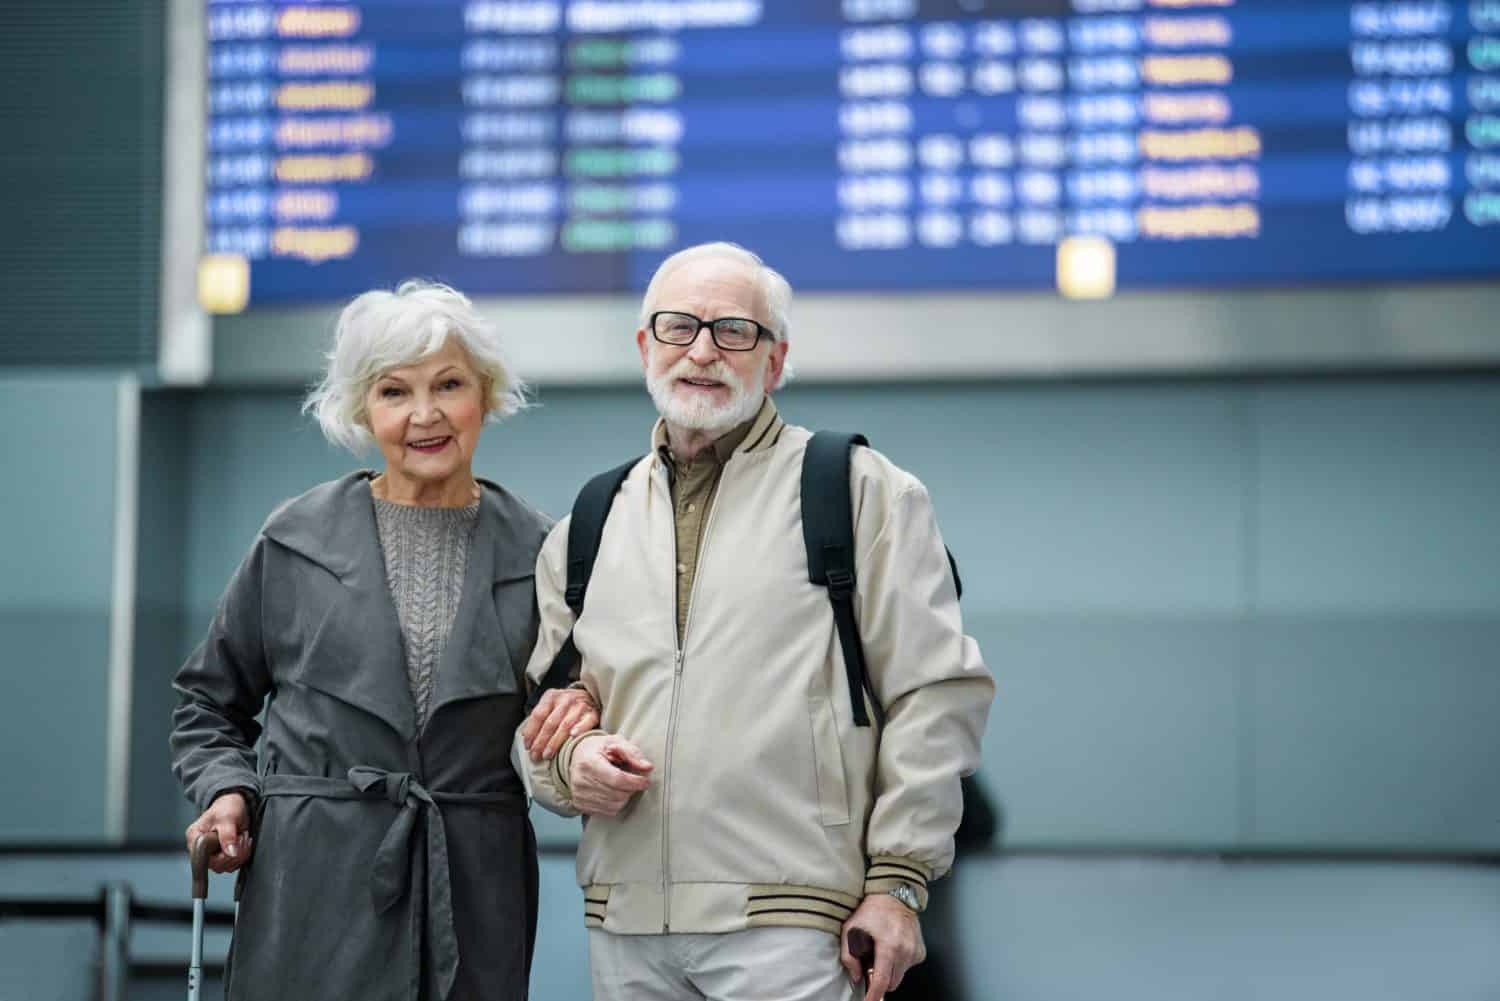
198, 254, 250, 314
1056, 236, 1116, 300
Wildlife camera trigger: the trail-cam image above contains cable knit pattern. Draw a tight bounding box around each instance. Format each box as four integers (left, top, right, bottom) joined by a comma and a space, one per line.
372, 497, 480, 732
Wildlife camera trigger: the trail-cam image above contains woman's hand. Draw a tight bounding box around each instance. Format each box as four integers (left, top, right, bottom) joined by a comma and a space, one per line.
521, 688, 600, 762
185, 791, 253, 873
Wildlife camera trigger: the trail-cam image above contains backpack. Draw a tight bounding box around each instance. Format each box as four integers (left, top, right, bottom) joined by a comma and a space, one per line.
529, 432, 961, 729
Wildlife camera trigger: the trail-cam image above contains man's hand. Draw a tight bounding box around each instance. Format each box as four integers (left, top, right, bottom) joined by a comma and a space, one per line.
840, 893, 925, 1001
568, 734, 653, 816
521, 688, 601, 762
184, 792, 252, 874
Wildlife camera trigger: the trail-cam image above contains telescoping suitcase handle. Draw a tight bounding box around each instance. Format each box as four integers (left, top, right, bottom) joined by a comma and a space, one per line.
188, 831, 221, 1001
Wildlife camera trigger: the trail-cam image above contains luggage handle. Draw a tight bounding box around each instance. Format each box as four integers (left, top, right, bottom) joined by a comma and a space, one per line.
191, 831, 220, 901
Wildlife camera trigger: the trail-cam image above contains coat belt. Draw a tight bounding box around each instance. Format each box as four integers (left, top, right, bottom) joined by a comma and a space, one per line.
261, 769, 526, 1001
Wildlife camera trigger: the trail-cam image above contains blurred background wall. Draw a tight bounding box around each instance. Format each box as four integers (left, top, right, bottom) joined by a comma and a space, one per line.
1, 1, 1497, 999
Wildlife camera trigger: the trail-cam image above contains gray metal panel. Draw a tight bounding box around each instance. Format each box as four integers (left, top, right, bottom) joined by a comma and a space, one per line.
949, 855, 1500, 1001
978, 613, 1242, 847
0, 922, 97, 1001
0, 611, 112, 841
0, 374, 120, 842
1245, 379, 1500, 849
0, 374, 122, 607
1250, 617, 1500, 851
780, 382, 1251, 612
532, 855, 594, 1000
0, 3, 163, 367
1252, 379, 1500, 614
131, 393, 196, 840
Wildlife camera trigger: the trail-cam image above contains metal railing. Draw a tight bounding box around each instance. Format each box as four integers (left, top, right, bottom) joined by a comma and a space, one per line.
0, 883, 235, 1001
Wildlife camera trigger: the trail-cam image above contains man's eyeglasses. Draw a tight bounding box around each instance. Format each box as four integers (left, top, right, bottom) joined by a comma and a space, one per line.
649, 311, 774, 352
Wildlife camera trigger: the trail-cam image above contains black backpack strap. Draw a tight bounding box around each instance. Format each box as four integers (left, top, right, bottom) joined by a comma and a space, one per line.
529, 456, 640, 709
802, 431, 874, 727
803, 432, 964, 727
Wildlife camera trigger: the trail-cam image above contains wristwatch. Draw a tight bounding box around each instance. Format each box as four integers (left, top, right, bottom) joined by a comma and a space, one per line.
885, 883, 921, 912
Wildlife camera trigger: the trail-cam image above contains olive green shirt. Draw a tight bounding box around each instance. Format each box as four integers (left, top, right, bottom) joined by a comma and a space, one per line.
653, 398, 784, 642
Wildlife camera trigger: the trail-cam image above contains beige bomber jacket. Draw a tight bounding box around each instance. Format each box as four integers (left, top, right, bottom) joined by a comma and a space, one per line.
518, 408, 995, 936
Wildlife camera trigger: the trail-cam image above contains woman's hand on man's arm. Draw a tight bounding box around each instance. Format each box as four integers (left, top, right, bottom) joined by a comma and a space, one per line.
521, 687, 600, 762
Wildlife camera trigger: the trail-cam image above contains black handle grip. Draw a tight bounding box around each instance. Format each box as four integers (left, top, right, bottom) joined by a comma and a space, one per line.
847, 927, 875, 966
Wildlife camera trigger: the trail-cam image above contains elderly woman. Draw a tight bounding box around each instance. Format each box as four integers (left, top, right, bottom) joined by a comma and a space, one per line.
170, 281, 596, 1001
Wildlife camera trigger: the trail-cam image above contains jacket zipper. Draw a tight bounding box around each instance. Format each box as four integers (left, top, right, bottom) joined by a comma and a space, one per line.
660, 460, 724, 934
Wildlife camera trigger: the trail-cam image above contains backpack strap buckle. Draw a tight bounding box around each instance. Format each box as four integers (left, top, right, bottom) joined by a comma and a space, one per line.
825, 567, 854, 598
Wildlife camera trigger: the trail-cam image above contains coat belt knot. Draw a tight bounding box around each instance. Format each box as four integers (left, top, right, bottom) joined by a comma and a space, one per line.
349, 765, 411, 807
257, 769, 525, 1001
346, 765, 459, 1000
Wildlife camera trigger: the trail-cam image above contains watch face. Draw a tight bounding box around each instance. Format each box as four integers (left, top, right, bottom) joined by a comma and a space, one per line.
889, 885, 918, 910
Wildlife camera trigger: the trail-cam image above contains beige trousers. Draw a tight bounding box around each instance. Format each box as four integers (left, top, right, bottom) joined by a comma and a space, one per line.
588, 927, 859, 1001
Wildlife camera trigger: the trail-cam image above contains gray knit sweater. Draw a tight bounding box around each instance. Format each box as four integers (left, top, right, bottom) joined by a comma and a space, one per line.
372, 496, 480, 731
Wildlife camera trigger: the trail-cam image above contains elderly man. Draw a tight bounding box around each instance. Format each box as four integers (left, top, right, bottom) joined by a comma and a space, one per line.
518, 242, 994, 1001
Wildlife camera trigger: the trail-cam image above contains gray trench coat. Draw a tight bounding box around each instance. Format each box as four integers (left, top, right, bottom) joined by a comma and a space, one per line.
171, 472, 551, 1001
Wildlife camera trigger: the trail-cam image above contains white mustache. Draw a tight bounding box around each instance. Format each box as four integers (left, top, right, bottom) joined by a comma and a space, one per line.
669, 358, 735, 386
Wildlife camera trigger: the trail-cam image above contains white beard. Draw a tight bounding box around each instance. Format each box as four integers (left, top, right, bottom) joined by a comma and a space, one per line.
646, 348, 767, 434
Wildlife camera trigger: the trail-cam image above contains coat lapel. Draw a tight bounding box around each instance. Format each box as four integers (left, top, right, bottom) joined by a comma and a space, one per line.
262, 472, 417, 741
429, 481, 533, 715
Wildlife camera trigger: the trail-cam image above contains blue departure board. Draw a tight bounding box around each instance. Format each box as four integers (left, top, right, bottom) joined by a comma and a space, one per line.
200, 0, 1500, 308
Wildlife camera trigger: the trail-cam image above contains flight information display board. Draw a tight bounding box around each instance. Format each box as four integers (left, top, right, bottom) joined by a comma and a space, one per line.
200, 0, 1500, 308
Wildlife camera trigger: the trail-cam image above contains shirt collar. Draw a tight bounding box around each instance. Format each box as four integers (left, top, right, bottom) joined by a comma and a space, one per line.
651, 396, 782, 469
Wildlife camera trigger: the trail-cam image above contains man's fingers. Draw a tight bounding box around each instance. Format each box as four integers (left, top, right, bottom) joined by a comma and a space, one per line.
575, 759, 643, 814
888, 952, 910, 992
864, 963, 891, 1001
586, 759, 651, 793
575, 790, 628, 816
604, 767, 652, 792
568, 734, 651, 815
603, 741, 654, 774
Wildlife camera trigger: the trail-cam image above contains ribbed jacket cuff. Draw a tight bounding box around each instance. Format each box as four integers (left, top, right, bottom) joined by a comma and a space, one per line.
552, 730, 608, 793
863, 856, 932, 912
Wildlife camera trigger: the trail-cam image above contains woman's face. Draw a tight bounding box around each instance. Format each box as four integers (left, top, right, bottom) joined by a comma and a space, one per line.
365, 338, 486, 490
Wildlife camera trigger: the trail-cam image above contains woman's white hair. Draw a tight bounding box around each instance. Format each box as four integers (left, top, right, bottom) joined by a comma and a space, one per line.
639, 241, 795, 388
304, 279, 528, 452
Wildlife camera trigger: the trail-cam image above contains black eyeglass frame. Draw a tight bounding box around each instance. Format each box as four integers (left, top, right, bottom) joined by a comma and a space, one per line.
649, 311, 776, 352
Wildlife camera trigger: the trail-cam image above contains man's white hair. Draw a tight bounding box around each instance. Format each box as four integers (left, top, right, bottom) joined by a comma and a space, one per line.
304, 279, 528, 452
639, 242, 795, 388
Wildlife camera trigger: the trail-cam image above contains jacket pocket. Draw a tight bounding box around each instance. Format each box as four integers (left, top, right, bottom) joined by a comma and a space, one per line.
808, 695, 851, 827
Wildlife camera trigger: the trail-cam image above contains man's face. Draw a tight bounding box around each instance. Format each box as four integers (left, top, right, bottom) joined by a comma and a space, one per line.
636, 257, 788, 433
